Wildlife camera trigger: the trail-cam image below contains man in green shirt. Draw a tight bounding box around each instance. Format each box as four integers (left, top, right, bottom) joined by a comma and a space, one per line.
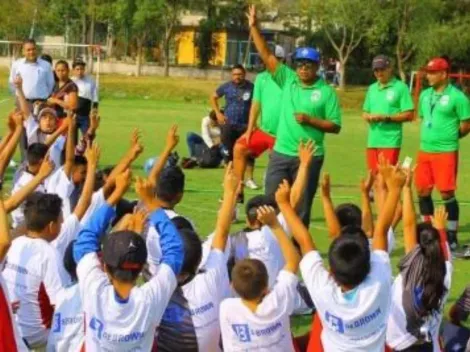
362, 55, 414, 173
233, 46, 285, 196
247, 5, 342, 226
415, 57, 470, 249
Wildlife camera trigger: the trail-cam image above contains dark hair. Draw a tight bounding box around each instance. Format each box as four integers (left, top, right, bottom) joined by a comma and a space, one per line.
156, 166, 185, 204
209, 110, 217, 121
232, 259, 268, 300
328, 226, 371, 287
245, 195, 277, 223
335, 203, 362, 228
40, 54, 53, 65
74, 155, 88, 166
24, 192, 63, 231
171, 216, 194, 231
232, 64, 246, 73
63, 240, 78, 283
179, 229, 202, 285
72, 60, 86, 69
417, 223, 447, 313
55, 60, 69, 70
106, 265, 141, 283
27, 143, 48, 166
23, 38, 36, 46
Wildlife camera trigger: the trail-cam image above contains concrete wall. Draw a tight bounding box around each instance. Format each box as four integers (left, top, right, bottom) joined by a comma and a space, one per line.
0, 57, 256, 81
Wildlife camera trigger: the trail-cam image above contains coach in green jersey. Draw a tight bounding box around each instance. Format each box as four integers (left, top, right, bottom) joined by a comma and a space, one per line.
363, 55, 414, 173
415, 57, 470, 249
247, 5, 342, 226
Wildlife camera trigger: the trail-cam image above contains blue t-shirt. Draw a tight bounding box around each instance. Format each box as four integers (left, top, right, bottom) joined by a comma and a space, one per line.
216, 80, 254, 126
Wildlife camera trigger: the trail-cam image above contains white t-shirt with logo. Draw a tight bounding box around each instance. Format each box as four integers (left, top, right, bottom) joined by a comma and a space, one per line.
80, 189, 106, 226
77, 252, 177, 351
386, 261, 452, 351
51, 214, 81, 266
219, 270, 298, 352
46, 283, 84, 352
45, 167, 74, 219
2, 236, 66, 347
300, 250, 392, 352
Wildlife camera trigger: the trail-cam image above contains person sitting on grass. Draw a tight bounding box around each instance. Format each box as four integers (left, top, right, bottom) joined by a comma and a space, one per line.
72, 170, 185, 351
219, 181, 301, 352
181, 109, 224, 169
286, 161, 405, 352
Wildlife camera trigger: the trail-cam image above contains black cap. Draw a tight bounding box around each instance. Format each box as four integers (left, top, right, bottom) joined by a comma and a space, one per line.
245, 195, 277, 220
372, 55, 391, 70
102, 231, 147, 270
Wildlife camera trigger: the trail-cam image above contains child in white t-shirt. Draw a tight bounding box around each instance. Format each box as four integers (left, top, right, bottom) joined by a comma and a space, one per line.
219, 181, 301, 352
72, 171, 185, 352
286, 161, 406, 352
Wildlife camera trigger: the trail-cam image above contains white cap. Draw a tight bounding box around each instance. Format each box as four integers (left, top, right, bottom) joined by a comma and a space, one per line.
274, 45, 285, 59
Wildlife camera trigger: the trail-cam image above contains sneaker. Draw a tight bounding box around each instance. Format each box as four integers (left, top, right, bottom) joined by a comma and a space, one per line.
245, 179, 260, 190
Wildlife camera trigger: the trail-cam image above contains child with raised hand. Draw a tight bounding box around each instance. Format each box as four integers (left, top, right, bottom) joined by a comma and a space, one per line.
283, 161, 406, 352
386, 167, 452, 352
219, 180, 300, 352
156, 164, 239, 352
72, 170, 185, 351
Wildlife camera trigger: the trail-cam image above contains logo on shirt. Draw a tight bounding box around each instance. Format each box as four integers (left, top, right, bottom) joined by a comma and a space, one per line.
325, 311, 345, 333
311, 90, 322, 102
90, 317, 105, 339
232, 324, 252, 342
52, 313, 83, 333
386, 90, 395, 101
440, 95, 450, 106
232, 322, 283, 343
242, 91, 251, 101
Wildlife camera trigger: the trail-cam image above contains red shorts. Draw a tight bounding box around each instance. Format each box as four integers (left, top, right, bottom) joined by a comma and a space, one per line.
367, 148, 400, 173
236, 129, 275, 158
415, 151, 458, 192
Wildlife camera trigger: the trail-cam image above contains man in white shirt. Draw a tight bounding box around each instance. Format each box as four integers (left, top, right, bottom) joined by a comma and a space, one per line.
72, 59, 99, 136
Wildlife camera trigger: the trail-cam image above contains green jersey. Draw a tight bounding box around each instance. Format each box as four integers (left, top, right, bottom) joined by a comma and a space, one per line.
272, 64, 342, 157
419, 84, 470, 152
253, 71, 283, 136
363, 78, 414, 148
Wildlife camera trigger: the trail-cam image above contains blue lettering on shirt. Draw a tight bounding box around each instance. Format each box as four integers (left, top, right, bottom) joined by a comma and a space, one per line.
89, 317, 104, 340
325, 311, 345, 333
232, 324, 251, 342
52, 313, 83, 333
325, 307, 383, 333
53, 313, 61, 333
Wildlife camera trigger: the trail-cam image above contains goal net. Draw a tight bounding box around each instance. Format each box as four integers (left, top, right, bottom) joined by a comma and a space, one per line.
0, 40, 103, 91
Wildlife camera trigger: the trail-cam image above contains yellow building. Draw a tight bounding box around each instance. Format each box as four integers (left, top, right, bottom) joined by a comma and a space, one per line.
175, 28, 227, 66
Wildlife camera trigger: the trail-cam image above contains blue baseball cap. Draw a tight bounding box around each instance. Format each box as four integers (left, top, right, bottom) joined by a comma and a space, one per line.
294, 47, 320, 62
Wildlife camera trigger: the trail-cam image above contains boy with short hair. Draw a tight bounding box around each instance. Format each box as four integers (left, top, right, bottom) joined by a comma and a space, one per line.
219, 182, 301, 352
285, 163, 405, 352
72, 171, 185, 351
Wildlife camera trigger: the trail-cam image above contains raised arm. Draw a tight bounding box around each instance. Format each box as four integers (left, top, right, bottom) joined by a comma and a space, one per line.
147, 125, 178, 189
63, 113, 77, 177
0, 194, 11, 262
13, 76, 31, 117
402, 168, 417, 254
277, 180, 315, 255
373, 157, 406, 251
0, 112, 23, 177
360, 171, 374, 238
73, 142, 99, 220
258, 205, 300, 273
4, 157, 55, 212
320, 173, 341, 239
45, 118, 69, 147
247, 5, 279, 73
212, 164, 239, 251
73, 170, 131, 263
290, 140, 314, 210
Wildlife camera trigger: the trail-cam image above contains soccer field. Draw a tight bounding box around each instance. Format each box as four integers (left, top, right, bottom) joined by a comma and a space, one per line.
1, 75, 469, 334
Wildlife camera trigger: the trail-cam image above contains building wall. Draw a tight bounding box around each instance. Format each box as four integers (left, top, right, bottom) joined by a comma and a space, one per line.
175, 28, 227, 66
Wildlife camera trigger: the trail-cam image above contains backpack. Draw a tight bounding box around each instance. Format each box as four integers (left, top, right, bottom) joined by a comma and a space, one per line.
197, 146, 222, 168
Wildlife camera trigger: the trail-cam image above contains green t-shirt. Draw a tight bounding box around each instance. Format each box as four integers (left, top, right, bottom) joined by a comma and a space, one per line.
419, 84, 470, 152
363, 78, 414, 148
272, 64, 342, 156
253, 71, 283, 136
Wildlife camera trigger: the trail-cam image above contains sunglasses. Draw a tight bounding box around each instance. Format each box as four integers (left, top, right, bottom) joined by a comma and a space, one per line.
295, 60, 316, 69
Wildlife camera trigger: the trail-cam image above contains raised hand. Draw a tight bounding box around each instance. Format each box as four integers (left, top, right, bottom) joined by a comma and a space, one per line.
388, 165, 407, 190
165, 125, 179, 151
377, 153, 394, 186
84, 141, 100, 167
275, 179, 291, 205
37, 156, 55, 179
320, 173, 331, 198
432, 206, 448, 231
135, 176, 156, 204
246, 4, 257, 28
13, 75, 22, 89
89, 111, 100, 132
360, 170, 374, 194
130, 207, 149, 234
299, 140, 315, 166
257, 205, 279, 228
115, 169, 132, 193
130, 129, 144, 157
223, 162, 240, 196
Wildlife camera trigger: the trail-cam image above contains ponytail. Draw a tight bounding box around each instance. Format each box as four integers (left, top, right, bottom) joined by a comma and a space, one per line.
417, 223, 447, 313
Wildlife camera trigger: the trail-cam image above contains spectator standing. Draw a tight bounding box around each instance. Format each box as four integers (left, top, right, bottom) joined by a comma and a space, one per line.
48, 60, 78, 119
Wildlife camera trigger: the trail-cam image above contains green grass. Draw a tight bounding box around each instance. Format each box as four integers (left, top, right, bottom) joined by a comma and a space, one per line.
0, 73, 469, 336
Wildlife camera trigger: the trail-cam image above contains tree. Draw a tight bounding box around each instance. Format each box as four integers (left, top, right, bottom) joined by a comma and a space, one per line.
303, 0, 380, 89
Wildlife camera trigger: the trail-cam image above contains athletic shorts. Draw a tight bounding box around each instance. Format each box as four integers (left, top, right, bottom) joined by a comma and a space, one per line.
415, 151, 458, 192
367, 148, 400, 173
236, 129, 275, 158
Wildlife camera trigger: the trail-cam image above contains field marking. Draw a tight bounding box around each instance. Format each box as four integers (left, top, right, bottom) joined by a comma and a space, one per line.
0, 98, 11, 105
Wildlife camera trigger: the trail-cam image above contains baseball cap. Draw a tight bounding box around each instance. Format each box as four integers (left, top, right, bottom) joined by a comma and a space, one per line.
38, 107, 57, 119
102, 231, 147, 270
294, 47, 320, 62
425, 57, 449, 72
274, 45, 286, 59
372, 55, 391, 70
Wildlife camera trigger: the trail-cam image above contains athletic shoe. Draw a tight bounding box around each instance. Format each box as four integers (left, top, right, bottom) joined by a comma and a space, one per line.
181, 157, 197, 169
245, 179, 259, 190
